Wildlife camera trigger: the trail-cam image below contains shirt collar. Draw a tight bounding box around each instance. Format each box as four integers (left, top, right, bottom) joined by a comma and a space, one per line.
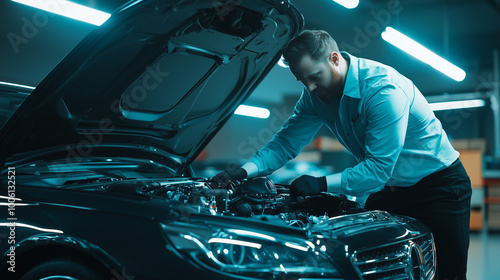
341, 52, 361, 99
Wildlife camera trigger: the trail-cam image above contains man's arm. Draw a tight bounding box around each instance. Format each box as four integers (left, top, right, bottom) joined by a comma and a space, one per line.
213, 90, 323, 188
246, 90, 323, 176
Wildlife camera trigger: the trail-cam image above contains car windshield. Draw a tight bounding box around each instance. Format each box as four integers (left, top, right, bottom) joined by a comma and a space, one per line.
9, 157, 179, 188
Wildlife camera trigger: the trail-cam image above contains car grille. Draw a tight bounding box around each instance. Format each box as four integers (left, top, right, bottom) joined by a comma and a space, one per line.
350, 233, 435, 280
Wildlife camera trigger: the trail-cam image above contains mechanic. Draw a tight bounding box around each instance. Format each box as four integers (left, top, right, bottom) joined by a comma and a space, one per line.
212, 30, 471, 280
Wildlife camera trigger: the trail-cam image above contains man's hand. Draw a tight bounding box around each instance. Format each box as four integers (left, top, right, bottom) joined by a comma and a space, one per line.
211, 167, 247, 188
290, 175, 327, 196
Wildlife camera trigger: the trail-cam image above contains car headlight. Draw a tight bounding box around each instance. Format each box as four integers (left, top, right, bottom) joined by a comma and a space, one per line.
161, 222, 342, 279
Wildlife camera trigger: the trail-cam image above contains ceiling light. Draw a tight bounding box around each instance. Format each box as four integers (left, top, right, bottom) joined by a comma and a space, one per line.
332, 0, 359, 9
278, 57, 289, 68
0, 81, 35, 90
429, 99, 486, 111
381, 26, 466, 82
235, 105, 270, 119
12, 0, 111, 26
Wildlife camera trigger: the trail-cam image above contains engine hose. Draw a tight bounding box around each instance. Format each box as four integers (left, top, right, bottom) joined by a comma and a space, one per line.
200, 189, 230, 197
237, 195, 266, 204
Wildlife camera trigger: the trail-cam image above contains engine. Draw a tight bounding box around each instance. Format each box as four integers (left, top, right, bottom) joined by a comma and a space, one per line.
104, 177, 364, 229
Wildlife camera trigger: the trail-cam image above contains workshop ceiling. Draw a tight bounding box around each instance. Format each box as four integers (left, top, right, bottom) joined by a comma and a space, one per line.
1, 0, 499, 100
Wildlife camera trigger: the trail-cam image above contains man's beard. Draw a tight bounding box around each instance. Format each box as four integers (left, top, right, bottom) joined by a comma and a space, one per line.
317, 85, 342, 104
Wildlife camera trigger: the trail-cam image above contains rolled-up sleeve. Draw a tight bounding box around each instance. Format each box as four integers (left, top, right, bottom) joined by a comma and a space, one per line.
341, 83, 411, 196
249, 91, 323, 176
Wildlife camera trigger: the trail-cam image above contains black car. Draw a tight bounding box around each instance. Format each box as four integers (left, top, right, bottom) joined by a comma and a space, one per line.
0, 0, 436, 279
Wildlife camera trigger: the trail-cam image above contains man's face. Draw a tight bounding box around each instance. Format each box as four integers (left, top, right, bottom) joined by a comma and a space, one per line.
290, 53, 343, 104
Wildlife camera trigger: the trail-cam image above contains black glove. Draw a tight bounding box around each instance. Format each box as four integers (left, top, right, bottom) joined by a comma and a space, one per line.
290, 175, 327, 196
211, 167, 247, 188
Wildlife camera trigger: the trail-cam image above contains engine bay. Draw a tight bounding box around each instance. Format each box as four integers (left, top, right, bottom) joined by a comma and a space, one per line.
104, 177, 365, 229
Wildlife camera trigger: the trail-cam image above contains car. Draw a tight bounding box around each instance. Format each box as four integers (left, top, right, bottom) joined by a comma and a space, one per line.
0, 0, 436, 279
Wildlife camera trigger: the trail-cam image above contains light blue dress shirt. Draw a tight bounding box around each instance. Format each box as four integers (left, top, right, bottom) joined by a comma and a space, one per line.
246, 52, 459, 196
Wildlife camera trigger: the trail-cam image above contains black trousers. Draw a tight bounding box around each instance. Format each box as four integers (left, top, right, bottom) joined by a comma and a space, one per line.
365, 159, 472, 280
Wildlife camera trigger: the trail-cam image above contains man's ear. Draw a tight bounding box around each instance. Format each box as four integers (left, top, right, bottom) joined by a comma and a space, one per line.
329, 51, 340, 66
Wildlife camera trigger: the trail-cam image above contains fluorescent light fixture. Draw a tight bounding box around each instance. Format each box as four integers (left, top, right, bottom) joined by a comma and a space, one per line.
381, 26, 466, 82
278, 58, 289, 68
0, 81, 35, 90
0, 203, 29, 206
235, 105, 270, 119
12, 0, 111, 26
0, 222, 63, 233
429, 99, 486, 111
0, 196, 22, 201
332, 0, 359, 9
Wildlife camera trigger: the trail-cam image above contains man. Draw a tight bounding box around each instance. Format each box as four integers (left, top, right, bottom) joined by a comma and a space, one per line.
213, 30, 471, 280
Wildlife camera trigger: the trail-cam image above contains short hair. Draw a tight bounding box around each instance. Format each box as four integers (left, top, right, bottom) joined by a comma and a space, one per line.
283, 30, 339, 66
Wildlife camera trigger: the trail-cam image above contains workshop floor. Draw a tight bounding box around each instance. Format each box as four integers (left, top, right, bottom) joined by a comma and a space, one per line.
467, 232, 500, 279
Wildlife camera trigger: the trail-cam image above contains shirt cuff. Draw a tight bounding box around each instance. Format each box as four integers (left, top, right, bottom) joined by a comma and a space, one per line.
325, 172, 342, 193
242, 162, 259, 178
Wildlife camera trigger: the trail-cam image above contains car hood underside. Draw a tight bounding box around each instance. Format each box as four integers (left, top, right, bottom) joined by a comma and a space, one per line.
0, 0, 303, 173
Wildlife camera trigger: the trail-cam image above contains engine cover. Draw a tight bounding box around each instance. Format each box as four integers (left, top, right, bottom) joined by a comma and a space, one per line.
236, 177, 276, 195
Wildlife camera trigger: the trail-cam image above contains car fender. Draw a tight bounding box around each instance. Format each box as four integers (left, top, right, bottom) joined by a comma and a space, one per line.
0, 233, 123, 277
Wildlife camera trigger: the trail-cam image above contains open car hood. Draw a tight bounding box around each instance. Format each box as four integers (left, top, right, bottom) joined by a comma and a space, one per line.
0, 0, 303, 173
